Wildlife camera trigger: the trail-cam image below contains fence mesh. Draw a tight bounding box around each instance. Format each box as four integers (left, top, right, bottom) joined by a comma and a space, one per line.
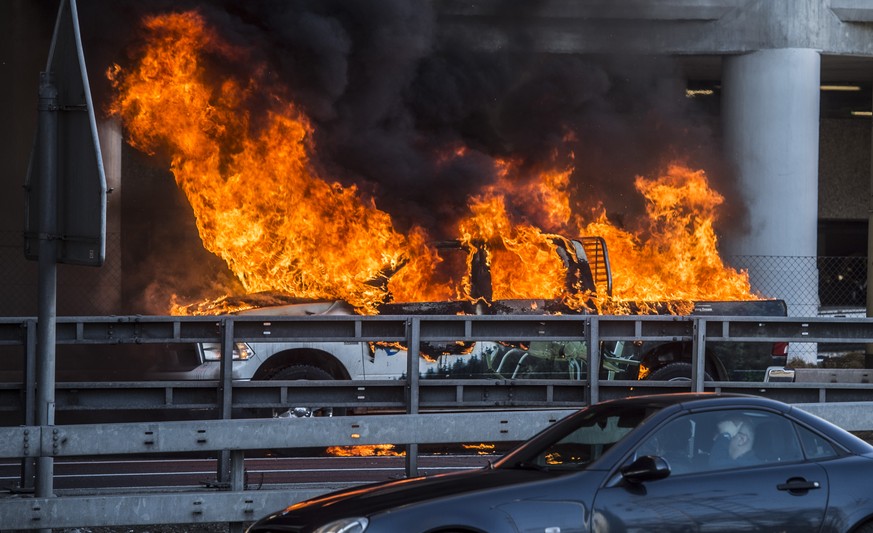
818, 256, 867, 309
724, 255, 869, 362
726, 255, 867, 315
0, 231, 123, 317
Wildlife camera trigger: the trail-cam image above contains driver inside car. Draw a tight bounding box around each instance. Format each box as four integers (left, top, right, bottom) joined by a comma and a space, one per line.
709, 416, 757, 468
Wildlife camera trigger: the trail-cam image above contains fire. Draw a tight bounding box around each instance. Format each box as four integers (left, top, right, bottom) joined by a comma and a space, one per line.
326, 444, 403, 457
108, 11, 435, 314
582, 164, 755, 310
386, 228, 464, 304
109, 11, 759, 317
459, 192, 568, 301
454, 159, 578, 302
462, 443, 498, 455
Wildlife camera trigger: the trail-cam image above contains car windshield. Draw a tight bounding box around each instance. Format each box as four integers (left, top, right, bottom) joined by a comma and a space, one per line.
501, 401, 663, 471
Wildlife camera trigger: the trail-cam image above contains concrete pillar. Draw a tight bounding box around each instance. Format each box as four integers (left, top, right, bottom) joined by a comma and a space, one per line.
721, 48, 821, 361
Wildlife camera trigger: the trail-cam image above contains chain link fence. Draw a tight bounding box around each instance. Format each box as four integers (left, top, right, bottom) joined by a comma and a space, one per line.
726, 255, 867, 316
726, 255, 869, 363
0, 231, 122, 317
818, 256, 867, 310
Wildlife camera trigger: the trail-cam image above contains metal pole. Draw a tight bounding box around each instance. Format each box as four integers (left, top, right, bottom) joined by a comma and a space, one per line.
217, 318, 234, 483
35, 71, 59, 515
405, 317, 421, 477
20, 319, 38, 489
587, 317, 599, 405
693, 319, 706, 392
228, 449, 245, 533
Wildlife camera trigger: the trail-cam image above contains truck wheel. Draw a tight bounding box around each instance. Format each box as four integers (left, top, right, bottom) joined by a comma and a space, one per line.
646, 362, 713, 382
269, 365, 344, 418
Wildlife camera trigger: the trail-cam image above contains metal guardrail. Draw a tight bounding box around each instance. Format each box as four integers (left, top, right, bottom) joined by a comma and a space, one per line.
2, 401, 870, 531
0, 410, 573, 530
2, 313, 873, 530
0, 411, 572, 459
2, 377, 872, 415
1, 313, 872, 410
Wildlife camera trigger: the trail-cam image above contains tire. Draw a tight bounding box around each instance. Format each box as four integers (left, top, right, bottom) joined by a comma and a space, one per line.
646, 362, 713, 382
270, 364, 333, 382
268, 365, 345, 418
267, 365, 344, 457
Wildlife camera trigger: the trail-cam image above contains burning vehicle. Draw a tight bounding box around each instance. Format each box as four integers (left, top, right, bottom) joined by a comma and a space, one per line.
166, 233, 786, 419
103, 9, 790, 413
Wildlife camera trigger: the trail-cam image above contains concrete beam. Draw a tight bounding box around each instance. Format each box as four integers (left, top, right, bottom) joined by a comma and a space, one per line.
831, 0, 873, 22
437, 0, 873, 57
437, 0, 741, 21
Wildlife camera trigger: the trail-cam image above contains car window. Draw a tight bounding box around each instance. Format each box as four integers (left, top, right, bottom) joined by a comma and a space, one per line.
635, 417, 697, 475
518, 404, 653, 470
542, 415, 632, 465
797, 425, 840, 460
634, 409, 805, 476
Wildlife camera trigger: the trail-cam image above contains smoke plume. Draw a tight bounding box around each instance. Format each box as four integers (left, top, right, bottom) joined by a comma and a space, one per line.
76, 0, 738, 310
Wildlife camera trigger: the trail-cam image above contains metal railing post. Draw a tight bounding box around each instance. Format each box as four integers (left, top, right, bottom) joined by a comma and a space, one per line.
217, 317, 235, 483
405, 317, 421, 477
693, 318, 706, 392
588, 317, 600, 405
20, 319, 38, 490
228, 449, 246, 533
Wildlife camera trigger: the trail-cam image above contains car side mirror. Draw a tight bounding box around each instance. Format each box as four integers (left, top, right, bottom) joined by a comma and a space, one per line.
621, 455, 671, 484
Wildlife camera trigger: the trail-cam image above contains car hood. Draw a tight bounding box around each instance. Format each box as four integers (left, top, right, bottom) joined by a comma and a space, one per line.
253, 467, 558, 529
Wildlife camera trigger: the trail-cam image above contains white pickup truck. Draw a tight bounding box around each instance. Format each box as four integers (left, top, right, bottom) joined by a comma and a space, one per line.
175, 236, 788, 417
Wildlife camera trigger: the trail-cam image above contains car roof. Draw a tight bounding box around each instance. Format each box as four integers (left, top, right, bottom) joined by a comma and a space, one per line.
609, 392, 873, 455
596, 392, 792, 413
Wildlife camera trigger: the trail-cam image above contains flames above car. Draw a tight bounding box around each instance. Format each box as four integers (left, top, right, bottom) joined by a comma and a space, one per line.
108, 10, 760, 317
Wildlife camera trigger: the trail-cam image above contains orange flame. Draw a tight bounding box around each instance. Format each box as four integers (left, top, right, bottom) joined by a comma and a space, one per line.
326, 444, 403, 457
582, 164, 755, 310
108, 11, 437, 314
109, 11, 759, 317
462, 443, 498, 455
458, 192, 567, 301
454, 159, 577, 302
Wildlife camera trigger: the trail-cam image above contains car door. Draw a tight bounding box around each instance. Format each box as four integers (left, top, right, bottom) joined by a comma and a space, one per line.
591, 408, 829, 533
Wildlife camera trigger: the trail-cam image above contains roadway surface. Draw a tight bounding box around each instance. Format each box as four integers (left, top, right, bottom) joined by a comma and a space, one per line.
0, 453, 495, 493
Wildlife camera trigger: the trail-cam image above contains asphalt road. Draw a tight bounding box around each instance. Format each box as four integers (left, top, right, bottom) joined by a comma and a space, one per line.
0, 453, 494, 493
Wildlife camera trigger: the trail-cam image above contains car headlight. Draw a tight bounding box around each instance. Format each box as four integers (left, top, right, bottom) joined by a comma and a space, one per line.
312, 517, 369, 533
202, 342, 253, 361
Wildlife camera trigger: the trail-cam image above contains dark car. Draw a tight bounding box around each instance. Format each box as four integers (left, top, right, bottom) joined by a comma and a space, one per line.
247, 393, 873, 533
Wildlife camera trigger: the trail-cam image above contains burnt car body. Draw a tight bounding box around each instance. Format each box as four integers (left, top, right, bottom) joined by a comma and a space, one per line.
186, 235, 786, 392
247, 393, 873, 533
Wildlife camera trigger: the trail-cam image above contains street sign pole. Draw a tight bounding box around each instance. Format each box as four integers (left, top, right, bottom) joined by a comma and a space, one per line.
35, 70, 59, 513
24, 0, 107, 519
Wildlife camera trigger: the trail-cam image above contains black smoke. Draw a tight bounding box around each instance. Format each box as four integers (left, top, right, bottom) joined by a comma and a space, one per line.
81, 0, 732, 231
72, 0, 737, 310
